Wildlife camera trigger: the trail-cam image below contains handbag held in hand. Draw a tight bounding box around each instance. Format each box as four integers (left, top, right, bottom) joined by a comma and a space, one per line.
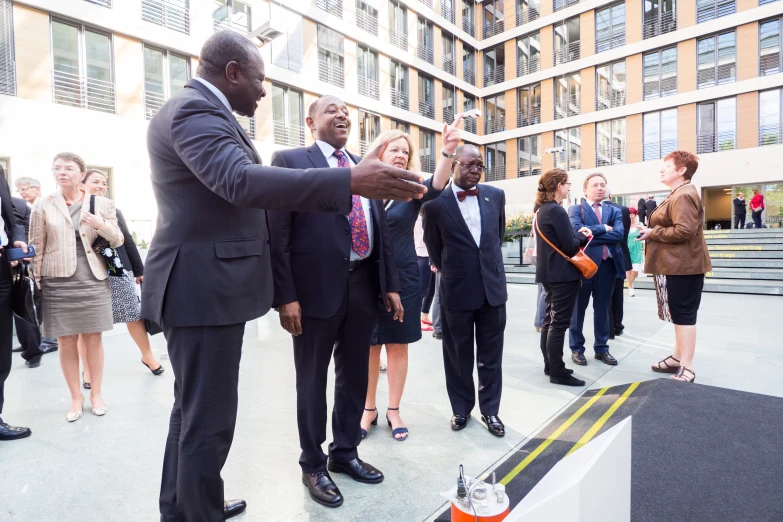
89, 195, 124, 277
12, 262, 42, 327
535, 215, 598, 279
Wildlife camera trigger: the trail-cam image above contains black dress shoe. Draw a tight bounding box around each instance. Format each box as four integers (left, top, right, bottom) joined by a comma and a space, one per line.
0, 419, 32, 441
433, 331, 443, 340
481, 415, 505, 437
451, 414, 469, 431
41, 344, 59, 355
595, 352, 618, 366
550, 374, 586, 387
303, 471, 344, 508
12, 345, 22, 353
327, 458, 384, 484
224, 499, 247, 519
614, 329, 624, 336
25, 356, 41, 368
571, 352, 587, 366
544, 367, 574, 376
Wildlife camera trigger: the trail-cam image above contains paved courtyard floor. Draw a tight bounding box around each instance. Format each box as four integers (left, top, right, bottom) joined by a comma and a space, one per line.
2, 285, 781, 521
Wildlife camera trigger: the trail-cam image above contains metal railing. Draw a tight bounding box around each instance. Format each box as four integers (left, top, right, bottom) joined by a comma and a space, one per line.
596, 30, 625, 54
644, 76, 677, 100
356, 10, 378, 36
643, 11, 676, 39
463, 68, 476, 86
553, 0, 578, 12
483, 20, 504, 39
760, 52, 782, 76
316, 0, 343, 18
464, 117, 477, 134
213, 18, 249, 35
759, 124, 782, 146
358, 76, 380, 100
697, 62, 736, 89
53, 70, 115, 114
144, 90, 166, 120
555, 93, 580, 120
235, 114, 256, 139
643, 138, 677, 161
142, 0, 190, 34
516, 2, 540, 26
419, 100, 435, 119
554, 149, 580, 170
485, 165, 505, 182
517, 104, 541, 127
697, 0, 735, 24
389, 29, 408, 51
697, 130, 736, 154
360, 140, 372, 156
418, 45, 434, 65
596, 89, 626, 111
420, 155, 436, 173
443, 107, 455, 123
463, 19, 475, 37
318, 57, 345, 88
86, 0, 112, 7
442, 58, 456, 76
391, 88, 409, 110
517, 159, 541, 177
441, 4, 456, 24
517, 55, 540, 76
484, 65, 505, 86
596, 147, 626, 167
484, 117, 506, 134
554, 41, 580, 65
273, 121, 306, 147
419, 0, 433, 9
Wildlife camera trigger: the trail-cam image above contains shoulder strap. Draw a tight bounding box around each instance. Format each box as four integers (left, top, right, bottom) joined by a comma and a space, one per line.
534, 210, 571, 261
89, 194, 95, 214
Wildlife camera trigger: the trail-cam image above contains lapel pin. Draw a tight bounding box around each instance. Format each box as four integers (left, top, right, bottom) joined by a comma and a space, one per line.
484, 197, 489, 201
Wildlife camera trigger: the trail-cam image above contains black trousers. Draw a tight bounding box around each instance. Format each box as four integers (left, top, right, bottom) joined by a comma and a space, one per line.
294, 265, 379, 474
0, 257, 12, 416
159, 322, 246, 522
734, 213, 745, 229
609, 277, 625, 335
15, 314, 43, 361
752, 210, 763, 229
441, 300, 505, 417
540, 281, 581, 378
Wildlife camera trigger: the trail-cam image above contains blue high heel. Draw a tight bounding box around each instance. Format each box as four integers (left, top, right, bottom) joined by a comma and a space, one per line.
386, 407, 409, 441
361, 408, 378, 439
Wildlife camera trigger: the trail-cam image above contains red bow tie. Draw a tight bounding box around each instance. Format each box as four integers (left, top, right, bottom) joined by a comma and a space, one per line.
457, 189, 479, 202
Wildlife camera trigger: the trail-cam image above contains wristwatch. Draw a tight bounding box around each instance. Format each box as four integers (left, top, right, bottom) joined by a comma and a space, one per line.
441, 149, 455, 158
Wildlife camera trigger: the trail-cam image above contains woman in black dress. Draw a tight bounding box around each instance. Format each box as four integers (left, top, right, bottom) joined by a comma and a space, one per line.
362, 118, 463, 441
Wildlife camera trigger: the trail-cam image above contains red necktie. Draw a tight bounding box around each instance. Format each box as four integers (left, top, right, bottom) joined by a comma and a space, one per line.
334, 150, 370, 258
592, 203, 610, 261
457, 189, 479, 202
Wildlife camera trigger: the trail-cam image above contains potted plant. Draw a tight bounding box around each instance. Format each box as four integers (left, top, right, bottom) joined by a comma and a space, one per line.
503, 214, 535, 265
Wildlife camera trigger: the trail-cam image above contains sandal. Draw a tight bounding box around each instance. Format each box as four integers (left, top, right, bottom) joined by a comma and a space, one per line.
671, 366, 696, 383
82, 372, 91, 390
386, 407, 408, 442
651, 355, 680, 374
360, 408, 378, 439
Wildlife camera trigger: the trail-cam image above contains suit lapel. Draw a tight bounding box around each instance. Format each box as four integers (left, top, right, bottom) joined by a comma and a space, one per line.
442, 186, 478, 249
305, 143, 331, 169
477, 185, 490, 247
52, 191, 72, 223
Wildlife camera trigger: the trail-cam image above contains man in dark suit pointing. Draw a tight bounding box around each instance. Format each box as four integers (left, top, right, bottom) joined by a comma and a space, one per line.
142, 31, 425, 522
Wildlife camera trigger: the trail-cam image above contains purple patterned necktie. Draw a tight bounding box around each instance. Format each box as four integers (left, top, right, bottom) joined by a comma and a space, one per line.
333, 150, 370, 258
592, 203, 610, 261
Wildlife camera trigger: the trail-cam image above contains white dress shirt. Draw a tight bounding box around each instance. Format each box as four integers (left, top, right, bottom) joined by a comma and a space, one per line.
414, 215, 428, 257
453, 186, 481, 247
194, 77, 232, 112
315, 140, 373, 260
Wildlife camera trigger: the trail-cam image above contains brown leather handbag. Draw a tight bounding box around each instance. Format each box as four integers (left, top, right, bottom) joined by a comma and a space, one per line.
535, 215, 598, 279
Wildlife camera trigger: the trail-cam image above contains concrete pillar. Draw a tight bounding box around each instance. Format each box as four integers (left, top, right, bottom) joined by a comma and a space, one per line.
626, 113, 643, 163
677, 40, 696, 93
505, 87, 517, 130
13, 5, 52, 103
505, 137, 517, 179
678, 0, 696, 31
625, 0, 642, 45
581, 123, 596, 169
114, 35, 145, 119
540, 25, 554, 70
737, 22, 759, 82
505, 39, 517, 82
581, 66, 595, 116
580, 11, 595, 59
737, 92, 759, 149
542, 131, 554, 172
541, 78, 554, 123
625, 53, 643, 105
678, 104, 697, 153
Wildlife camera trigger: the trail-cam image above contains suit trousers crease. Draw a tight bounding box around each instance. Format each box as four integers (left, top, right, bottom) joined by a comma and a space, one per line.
569, 261, 617, 354
0, 258, 12, 415
540, 281, 581, 378
441, 300, 505, 417
159, 322, 246, 522
293, 266, 379, 474
610, 277, 625, 334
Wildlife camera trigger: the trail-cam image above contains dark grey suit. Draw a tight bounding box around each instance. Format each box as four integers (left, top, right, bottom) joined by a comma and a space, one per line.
143, 79, 355, 522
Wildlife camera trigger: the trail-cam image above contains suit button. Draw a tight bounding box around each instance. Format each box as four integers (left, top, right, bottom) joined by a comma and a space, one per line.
344, 228, 349, 234
343, 258, 348, 263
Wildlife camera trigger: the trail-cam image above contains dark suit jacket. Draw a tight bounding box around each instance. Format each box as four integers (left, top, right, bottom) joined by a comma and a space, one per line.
609, 201, 632, 270
1, 167, 24, 247
422, 184, 507, 311
636, 198, 647, 222
645, 199, 657, 219
733, 197, 747, 216
142, 79, 352, 327
268, 144, 399, 319
116, 208, 144, 277
568, 201, 625, 278
12, 197, 30, 240
534, 201, 589, 283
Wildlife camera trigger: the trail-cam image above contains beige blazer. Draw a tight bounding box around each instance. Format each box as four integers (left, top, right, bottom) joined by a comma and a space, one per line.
29, 192, 124, 282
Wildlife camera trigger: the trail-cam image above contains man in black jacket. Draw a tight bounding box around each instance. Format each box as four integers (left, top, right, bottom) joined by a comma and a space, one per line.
636, 196, 647, 224
644, 195, 658, 225
423, 145, 508, 438
733, 192, 747, 229
268, 95, 401, 509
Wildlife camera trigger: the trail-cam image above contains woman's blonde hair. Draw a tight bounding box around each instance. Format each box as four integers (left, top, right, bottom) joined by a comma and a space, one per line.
367, 130, 421, 172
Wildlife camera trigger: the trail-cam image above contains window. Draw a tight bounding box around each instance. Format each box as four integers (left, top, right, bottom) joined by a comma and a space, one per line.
484, 93, 506, 134
517, 33, 541, 76
554, 17, 580, 65
759, 89, 782, 145
389, 1, 408, 51
643, 47, 676, 100
464, 94, 477, 133
483, 0, 504, 38
417, 17, 434, 64
420, 0, 434, 9
317, 25, 344, 88
516, 0, 540, 26
485, 142, 506, 181
555, 72, 580, 120
213, 0, 250, 34
356, 0, 379, 36
760, 0, 779, 5
443, 84, 456, 122
463, 45, 476, 85
390, 60, 409, 110
1, 0, 15, 96
760, 18, 782, 77
359, 110, 380, 156
0, 158, 8, 180
393, 119, 410, 133
52, 20, 115, 113
86, 0, 112, 7
419, 75, 435, 119
596, 60, 626, 110
357, 45, 379, 100
272, 84, 304, 147
143, 46, 189, 120
142, 0, 190, 34
643, 109, 678, 161
596, 118, 626, 166
697, 97, 736, 153
484, 45, 505, 86
697, 0, 734, 23
234, 114, 255, 139
86, 166, 114, 199
442, 0, 456, 24
518, 83, 541, 127
595, 3, 625, 53
442, 31, 456, 76
697, 31, 736, 89
316, 0, 343, 18
518, 135, 542, 177
644, 0, 676, 39
419, 130, 436, 173
270, 5, 303, 73
554, 127, 581, 170
554, 0, 578, 12
462, 0, 475, 37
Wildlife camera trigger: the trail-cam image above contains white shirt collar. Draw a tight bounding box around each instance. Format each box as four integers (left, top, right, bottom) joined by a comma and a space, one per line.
194, 77, 232, 112
315, 140, 350, 161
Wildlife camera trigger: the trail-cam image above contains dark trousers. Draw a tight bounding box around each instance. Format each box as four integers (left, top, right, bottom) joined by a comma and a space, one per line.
159, 322, 246, 522
569, 261, 617, 354
441, 300, 505, 417
294, 266, 379, 474
540, 281, 581, 378
0, 258, 12, 416
418, 256, 435, 314
15, 314, 43, 361
734, 214, 745, 229
752, 210, 763, 229
609, 277, 625, 335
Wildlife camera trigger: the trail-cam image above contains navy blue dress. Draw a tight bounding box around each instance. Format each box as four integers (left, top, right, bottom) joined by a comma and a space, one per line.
371, 177, 443, 345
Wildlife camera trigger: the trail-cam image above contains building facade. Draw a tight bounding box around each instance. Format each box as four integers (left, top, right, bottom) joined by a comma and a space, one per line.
0, 0, 782, 237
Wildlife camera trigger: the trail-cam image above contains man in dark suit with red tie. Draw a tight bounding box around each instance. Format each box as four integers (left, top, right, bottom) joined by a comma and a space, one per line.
422, 145, 508, 438
268, 95, 402, 509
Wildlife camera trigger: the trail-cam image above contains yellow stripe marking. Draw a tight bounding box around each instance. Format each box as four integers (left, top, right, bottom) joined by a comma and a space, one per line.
565, 382, 641, 456
499, 387, 609, 486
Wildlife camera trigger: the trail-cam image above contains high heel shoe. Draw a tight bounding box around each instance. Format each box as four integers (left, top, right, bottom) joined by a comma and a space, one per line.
386, 407, 408, 441
90, 397, 107, 417
82, 372, 91, 390
66, 398, 85, 423
142, 360, 165, 375
360, 408, 378, 439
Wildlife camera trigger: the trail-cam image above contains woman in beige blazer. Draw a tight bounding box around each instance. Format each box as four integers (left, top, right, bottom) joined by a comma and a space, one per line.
637, 151, 712, 383
29, 153, 123, 422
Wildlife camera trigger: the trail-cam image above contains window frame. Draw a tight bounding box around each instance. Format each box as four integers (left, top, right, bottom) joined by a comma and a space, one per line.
595, 59, 626, 111
554, 16, 580, 65
271, 82, 305, 147
696, 97, 737, 154
643, 108, 678, 161
758, 88, 782, 146
554, 71, 581, 120
212, 0, 251, 34
518, 83, 542, 127
516, 32, 541, 76
553, 127, 581, 171
484, 141, 506, 182
595, 2, 626, 54
696, 30, 737, 89
643, 46, 677, 100
142, 44, 190, 120
483, 92, 506, 134
517, 134, 542, 177
760, 17, 782, 77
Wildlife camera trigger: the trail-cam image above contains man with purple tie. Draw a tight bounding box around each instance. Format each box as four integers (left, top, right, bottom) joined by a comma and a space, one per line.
268, 96, 402, 509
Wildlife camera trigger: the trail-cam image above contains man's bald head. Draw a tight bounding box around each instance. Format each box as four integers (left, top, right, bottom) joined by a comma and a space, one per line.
197, 30, 259, 79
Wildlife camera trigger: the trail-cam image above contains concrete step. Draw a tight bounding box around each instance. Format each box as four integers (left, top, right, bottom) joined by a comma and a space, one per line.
706, 238, 783, 245
707, 268, 783, 281
710, 259, 783, 268
704, 230, 783, 239
706, 250, 783, 259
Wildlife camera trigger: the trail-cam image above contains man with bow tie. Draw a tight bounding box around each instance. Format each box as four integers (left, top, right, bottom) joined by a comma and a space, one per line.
422, 145, 508, 438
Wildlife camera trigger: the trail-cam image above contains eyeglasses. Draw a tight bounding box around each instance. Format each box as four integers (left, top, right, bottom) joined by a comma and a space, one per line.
51, 167, 79, 174
16, 187, 32, 193
564, 183, 572, 187
454, 159, 486, 172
